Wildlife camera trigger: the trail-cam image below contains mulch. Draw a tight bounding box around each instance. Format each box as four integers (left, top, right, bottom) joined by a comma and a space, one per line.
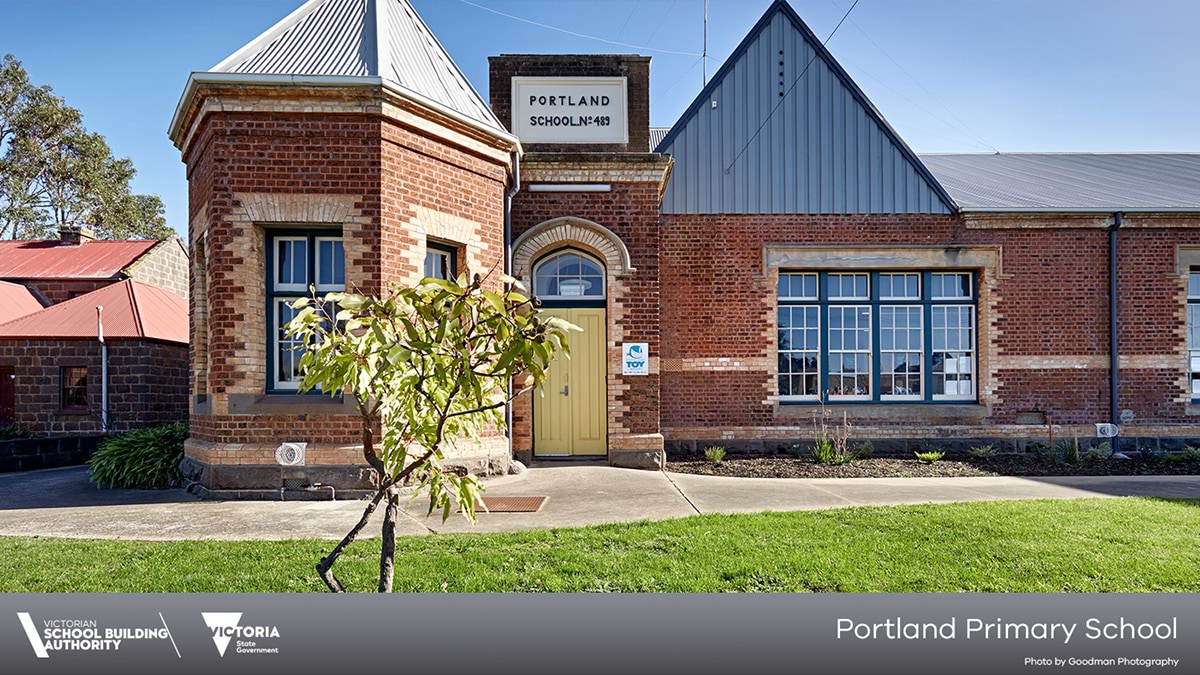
665, 454, 1200, 479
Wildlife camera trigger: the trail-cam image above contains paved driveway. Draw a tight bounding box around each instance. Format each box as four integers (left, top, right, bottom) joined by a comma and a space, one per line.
0, 463, 1197, 541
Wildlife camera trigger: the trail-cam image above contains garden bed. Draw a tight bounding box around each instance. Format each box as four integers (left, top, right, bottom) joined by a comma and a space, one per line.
665, 453, 1200, 479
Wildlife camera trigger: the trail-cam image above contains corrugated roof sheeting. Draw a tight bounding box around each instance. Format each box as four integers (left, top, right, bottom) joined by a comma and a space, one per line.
657, 2, 953, 215
920, 153, 1200, 210
224, 0, 370, 77
213, 0, 502, 132
0, 281, 45, 323
650, 127, 670, 149
0, 240, 157, 279
0, 280, 187, 343
383, 0, 500, 128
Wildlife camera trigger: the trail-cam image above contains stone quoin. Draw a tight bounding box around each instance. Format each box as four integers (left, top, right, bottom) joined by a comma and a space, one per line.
168, 0, 1200, 496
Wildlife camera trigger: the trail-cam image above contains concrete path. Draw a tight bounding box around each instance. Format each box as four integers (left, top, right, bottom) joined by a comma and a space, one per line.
0, 463, 1197, 541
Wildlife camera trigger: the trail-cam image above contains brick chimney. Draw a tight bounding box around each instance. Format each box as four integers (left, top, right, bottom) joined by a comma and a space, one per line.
58, 224, 96, 245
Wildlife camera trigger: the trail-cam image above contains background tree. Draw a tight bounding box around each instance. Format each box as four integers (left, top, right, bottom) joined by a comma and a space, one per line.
0, 54, 168, 240
286, 273, 574, 592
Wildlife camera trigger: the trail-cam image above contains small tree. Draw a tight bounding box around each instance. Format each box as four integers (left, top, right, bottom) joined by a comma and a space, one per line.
285, 272, 574, 592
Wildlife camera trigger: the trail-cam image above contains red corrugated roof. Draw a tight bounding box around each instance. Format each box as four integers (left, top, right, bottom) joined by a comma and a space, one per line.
0, 279, 187, 343
0, 239, 159, 279
0, 281, 45, 323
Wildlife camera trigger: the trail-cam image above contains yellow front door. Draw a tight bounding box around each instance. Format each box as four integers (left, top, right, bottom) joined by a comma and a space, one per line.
534, 307, 606, 456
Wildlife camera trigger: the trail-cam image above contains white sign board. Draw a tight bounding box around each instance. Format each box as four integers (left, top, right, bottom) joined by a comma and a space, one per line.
511, 77, 629, 144
622, 343, 648, 376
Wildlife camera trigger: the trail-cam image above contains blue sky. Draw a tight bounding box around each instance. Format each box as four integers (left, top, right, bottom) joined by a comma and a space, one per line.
2, 0, 1198, 237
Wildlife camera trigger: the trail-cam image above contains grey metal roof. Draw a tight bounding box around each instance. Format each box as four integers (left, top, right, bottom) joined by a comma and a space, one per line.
655, 1, 954, 215
919, 153, 1200, 211
210, 0, 503, 133
650, 127, 670, 149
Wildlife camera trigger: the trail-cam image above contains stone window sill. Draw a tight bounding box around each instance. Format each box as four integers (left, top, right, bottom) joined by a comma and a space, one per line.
776, 402, 989, 420
225, 393, 358, 416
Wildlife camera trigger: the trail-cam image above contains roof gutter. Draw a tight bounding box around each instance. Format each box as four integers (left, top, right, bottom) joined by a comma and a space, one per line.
168, 73, 522, 153
959, 207, 1200, 214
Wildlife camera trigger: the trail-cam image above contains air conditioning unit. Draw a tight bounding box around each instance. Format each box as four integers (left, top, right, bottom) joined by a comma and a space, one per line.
275, 442, 307, 466
1095, 423, 1119, 439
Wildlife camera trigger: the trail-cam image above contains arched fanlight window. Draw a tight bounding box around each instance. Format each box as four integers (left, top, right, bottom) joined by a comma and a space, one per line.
533, 249, 605, 299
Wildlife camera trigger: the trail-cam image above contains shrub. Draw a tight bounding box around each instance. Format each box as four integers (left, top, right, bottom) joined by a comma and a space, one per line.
968, 444, 997, 458
1161, 453, 1186, 463
914, 450, 944, 464
0, 425, 31, 440
1183, 446, 1200, 461
1054, 439, 1080, 465
1082, 442, 1112, 463
89, 423, 188, 489
812, 406, 858, 464
703, 445, 726, 465
812, 437, 835, 464
853, 440, 874, 460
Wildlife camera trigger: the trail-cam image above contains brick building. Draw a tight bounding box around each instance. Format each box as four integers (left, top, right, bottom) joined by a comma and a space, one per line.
171, 0, 1200, 494
0, 280, 188, 435
0, 227, 189, 437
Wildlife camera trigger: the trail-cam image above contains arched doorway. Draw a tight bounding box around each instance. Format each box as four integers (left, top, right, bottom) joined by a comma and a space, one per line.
532, 248, 607, 456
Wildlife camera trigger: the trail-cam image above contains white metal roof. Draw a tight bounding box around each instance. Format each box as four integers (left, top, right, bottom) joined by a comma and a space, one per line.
180, 0, 504, 137
920, 153, 1200, 212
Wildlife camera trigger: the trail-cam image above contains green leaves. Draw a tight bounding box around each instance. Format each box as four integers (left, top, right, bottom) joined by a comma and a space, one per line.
88, 423, 189, 489
283, 274, 572, 526
0, 53, 168, 240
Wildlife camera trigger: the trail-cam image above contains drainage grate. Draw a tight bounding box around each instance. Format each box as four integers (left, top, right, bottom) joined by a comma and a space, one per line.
474, 496, 548, 513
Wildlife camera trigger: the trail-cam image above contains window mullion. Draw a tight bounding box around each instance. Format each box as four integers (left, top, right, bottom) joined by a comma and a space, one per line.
923, 271, 934, 404
870, 272, 881, 403
818, 272, 828, 404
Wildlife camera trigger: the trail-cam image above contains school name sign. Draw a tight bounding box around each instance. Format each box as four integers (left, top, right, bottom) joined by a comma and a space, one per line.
511, 77, 628, 144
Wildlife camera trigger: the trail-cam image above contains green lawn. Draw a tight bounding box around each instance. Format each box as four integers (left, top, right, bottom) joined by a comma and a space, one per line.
2, 497, 1198, 592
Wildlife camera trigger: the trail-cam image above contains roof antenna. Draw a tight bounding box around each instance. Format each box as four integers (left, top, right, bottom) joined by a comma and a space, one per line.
702, 0, 708, 85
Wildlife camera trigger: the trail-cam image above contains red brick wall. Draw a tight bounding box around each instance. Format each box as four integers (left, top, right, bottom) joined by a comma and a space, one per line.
0, 339, 187, 435
657, 213, 1200, 439
186, 105, 510, 453
23, 279, 112, 306
510, 179, 664, 448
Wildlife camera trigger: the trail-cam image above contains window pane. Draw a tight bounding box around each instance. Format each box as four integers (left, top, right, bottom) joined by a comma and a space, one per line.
1190, 272, 1200, 299
932, 272, 971, 299
880, 306, 923, 398
777, 305, 820, 398
316, 239, 344, 288
879, 273, 920, 300
61, 367, 87, 409
1189, 304, 1200, 397
932, 305, 975, 399
534, 250, 606, 299
292, 240, 307, 284
829, 273, 869, 300
828, 305, 870, 397
276, 299, 306, 386
778, 273, 817, 300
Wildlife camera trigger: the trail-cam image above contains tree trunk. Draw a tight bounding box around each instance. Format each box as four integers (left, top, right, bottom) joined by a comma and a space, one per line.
377, 487, 399, 593
316, 485, 387, 592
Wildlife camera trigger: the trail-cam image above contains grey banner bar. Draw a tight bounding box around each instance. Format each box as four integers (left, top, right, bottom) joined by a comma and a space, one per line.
0, 594, 1194, 674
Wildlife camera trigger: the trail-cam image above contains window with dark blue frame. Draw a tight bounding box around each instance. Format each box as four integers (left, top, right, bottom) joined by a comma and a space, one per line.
424, 241, 458, 281
777, 271, 977, 404
1188, 270, 1200, 399
266, 230, 344, 392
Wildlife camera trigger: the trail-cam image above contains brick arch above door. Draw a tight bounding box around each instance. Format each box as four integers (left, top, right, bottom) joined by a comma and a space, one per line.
511, 216, 634, 285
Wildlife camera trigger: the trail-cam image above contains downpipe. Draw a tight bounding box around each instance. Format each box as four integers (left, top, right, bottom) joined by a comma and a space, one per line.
504, 151, 521, 465
1109, 212, 1122, 454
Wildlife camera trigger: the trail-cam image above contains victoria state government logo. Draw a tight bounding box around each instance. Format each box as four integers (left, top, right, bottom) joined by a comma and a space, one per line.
201, 612, 281, 656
